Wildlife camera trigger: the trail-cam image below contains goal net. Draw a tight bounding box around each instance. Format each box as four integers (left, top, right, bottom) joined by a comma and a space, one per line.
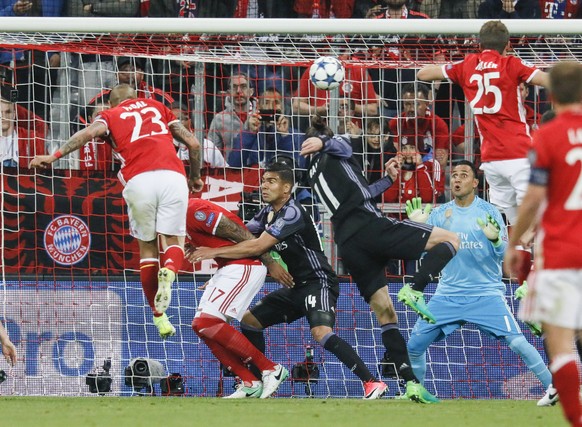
0, 17, 578, 398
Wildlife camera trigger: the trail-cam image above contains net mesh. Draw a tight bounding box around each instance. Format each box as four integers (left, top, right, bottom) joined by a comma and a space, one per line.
1, 21, 575, 398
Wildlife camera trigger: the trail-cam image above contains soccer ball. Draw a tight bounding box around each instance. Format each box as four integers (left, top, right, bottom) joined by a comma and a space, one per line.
309, 56, 345, 91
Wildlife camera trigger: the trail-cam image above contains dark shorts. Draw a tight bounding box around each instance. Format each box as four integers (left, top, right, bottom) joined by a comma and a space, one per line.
338, 216, 432, 302
250, 282, 339, 329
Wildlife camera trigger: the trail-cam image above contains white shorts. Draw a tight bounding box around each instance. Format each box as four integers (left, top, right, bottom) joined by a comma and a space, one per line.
519, 269, 582, 330
480, 158, 530, 212
195, 263, 267, 322
122, 170, 188, 241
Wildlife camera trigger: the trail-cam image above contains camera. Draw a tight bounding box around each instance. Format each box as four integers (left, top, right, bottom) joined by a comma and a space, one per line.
237, 190, 262, 222
291, 346, 320, 397
85, 358, 112, 395
0, 370, 6, 385
259, 109, 281, 123
124, 358, 167, 395
379, 351, 398, 379
160, 373, 185, 396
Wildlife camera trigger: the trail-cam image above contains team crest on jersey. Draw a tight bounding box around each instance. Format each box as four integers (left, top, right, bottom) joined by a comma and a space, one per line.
342, 82, 353, 94
195, 211, 206, 221
44, 215, 91, 266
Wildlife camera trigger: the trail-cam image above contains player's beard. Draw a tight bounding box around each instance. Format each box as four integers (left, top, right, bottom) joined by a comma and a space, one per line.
383, 0, 407, 9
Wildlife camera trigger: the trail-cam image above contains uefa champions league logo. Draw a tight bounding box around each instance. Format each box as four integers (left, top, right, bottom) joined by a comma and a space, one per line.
44, 215, 91, 265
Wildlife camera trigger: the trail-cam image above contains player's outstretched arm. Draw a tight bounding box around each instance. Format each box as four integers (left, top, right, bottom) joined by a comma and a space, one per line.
29, 121, 107, 169
210, 215, 294, 287
0, 322, 16, 366
170, 122, 203, 192
417, 64, 446, 82
530, 70, 550, 88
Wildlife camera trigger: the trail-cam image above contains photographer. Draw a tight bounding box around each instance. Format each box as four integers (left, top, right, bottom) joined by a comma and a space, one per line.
228, 87, 304, 169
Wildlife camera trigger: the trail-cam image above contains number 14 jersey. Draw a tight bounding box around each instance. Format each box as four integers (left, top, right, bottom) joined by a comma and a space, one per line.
442, 49, 539, 163
95, 98, 186, 185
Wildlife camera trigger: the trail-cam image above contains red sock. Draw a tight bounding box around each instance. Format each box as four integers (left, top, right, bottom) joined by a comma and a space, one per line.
140, 258, 161, 316
161, 245, 184, 274
551, 354, 582, 426
192, 314, 276, 372
202, 337, 257, 384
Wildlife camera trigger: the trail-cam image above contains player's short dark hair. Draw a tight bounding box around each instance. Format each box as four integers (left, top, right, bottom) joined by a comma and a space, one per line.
265, 159, 295, 186
479, 21, 509, 54
540, 109, 556, 124
402, 82, 430, 100
549, 62, 582, 105
454, 160, 479, 179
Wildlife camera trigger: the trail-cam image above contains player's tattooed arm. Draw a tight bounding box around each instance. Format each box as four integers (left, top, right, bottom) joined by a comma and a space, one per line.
215, 216, 275, 265
29, 121, 107, 168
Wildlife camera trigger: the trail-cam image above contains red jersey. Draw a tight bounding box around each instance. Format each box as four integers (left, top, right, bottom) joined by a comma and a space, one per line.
442, 50, 539, 162
94, 98, 185, 185
295, 65, 377, 107
530, 110, 582, 269
186, 198, 262, 269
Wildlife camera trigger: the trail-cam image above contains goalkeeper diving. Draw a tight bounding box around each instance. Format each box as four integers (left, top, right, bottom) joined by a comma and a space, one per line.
405, 161, 555, 406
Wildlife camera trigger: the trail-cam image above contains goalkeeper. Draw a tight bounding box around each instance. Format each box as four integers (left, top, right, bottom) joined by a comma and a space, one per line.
406, 161, 554, 405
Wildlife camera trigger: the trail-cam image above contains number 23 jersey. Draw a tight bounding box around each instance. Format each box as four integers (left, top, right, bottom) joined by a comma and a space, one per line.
95, 98, 186, 185
530, 110, 582, 270
442, 49, 539, 163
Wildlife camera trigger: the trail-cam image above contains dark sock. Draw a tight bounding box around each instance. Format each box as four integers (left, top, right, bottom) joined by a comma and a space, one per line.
322, 333, 375, 383
241, 324, 266, 379
381, 323, 417, 383
412, 241, 456, 292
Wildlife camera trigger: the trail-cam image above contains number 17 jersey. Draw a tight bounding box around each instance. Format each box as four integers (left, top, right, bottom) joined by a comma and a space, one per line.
442, 49, 539, 163
94, 98, 186, 185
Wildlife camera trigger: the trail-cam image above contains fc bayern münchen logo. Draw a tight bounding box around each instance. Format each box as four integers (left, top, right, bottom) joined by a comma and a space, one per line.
44, 215, 91, 265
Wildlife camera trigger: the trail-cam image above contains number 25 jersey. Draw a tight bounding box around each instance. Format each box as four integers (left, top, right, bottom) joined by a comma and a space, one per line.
442, 49, 539, 163
95, 98, 186, 185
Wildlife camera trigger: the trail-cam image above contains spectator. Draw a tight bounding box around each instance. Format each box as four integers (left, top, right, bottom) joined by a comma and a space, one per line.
352, 118, 391, 188
294, 0, 354, 17
170, 102, 227, 169
64, 1, 140, 107
337, 97, 363, 138
0, 85, 45, 167
79, 97, 114, 171
383, 139, 435, 204
520, 83, 542, 130
88, 56, 174, 110
478, 0, 541, 19
208, 72, 257, 162
230, 87, 304, 169
417, 0, 480, 18
540, 0, 581, 18
389, 83, 446, 197
0, 2, 30, 87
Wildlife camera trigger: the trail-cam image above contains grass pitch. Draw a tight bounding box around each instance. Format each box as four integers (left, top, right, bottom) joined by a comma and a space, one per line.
0, 397, 567, 427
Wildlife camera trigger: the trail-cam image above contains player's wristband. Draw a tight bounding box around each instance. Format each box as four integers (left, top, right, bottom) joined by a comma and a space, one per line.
53, 150, 63, 160
491, 237, 502, 248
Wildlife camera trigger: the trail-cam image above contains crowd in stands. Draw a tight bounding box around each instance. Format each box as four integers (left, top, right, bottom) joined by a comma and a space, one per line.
0, 0, 577, 208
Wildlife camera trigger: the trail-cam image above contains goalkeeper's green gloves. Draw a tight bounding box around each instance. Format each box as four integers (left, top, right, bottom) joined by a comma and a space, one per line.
514, 281, 528, 301
405, 197, 432, 224
477, 214, 502, 247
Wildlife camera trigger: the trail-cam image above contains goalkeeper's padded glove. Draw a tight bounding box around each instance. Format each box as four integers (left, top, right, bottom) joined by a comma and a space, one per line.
477, 214, 502, 247
514, 281, 528, 301
405, 197, 432, 224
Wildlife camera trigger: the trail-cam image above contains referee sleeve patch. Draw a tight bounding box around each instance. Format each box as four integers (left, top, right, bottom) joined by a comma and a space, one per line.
529, 167, 549, 186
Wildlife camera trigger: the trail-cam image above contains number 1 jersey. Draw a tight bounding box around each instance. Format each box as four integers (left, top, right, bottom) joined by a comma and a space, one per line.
95, 98, 186, 185
442, 50, 539, 162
